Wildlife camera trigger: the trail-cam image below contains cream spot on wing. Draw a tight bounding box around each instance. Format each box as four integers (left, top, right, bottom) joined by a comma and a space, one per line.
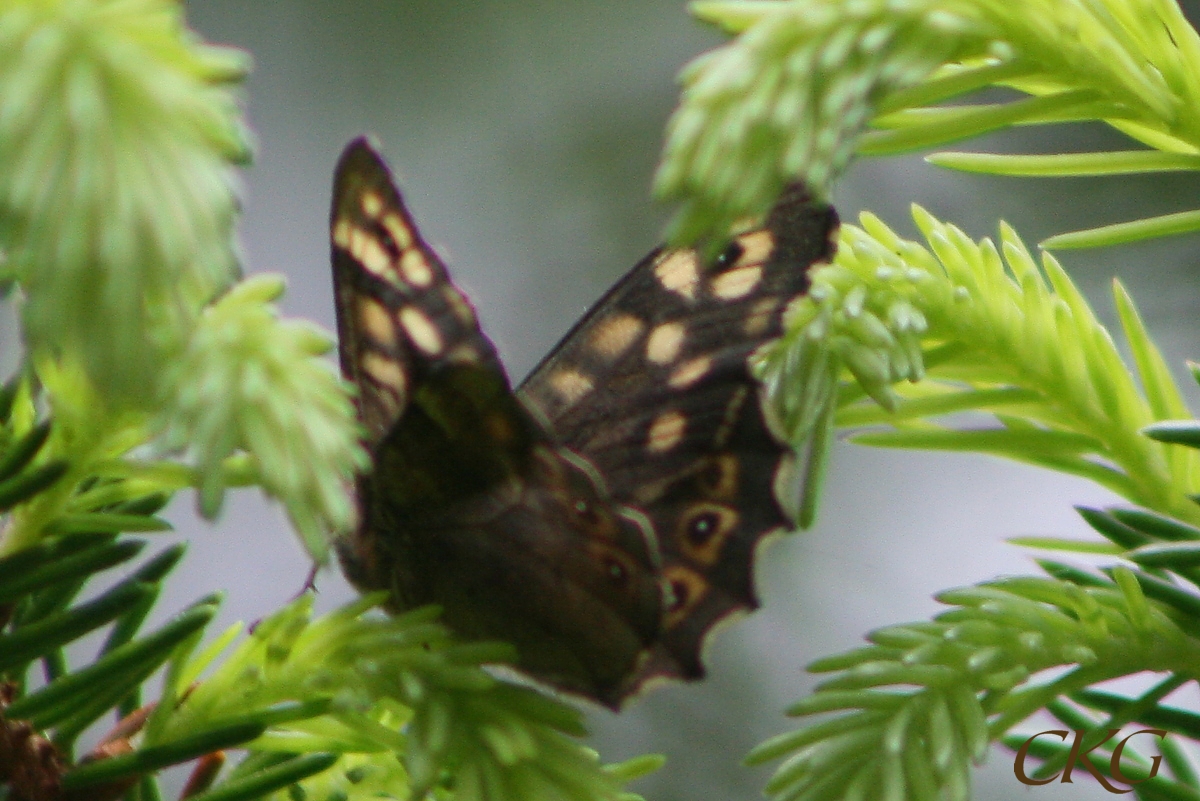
646, 322, 685, 365
361, 190, 384, 219
633, 477, 669, 506
380, 212, 413, 250
332, 219, 353, 249
743, 297, 778, 336
711, 265, 762, 300
736, 229, 774, 266
399, 307, 444, 355
399, 249, 434, 287
442, 286, 475, 325
363, 391, 401, 432
359, 297, 397, 349
549, 369, 594, 405
590, 314, 644, 360
669, 355, 712, 388
345, 226, 394, 278
654, 251, 699, 299
646, 410, 687, 453
362, 351, 405, 395
446, 344, 481, 364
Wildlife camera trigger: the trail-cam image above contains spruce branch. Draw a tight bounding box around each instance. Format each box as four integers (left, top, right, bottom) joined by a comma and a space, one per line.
751, 244, 1200, 795
158, 595, 644, 801
746, 569, 1200, 801
158, 274, 367, 559
0, 509, 224, 799
657, 0, 984, 247
0, 0, 250, 405
0, 0, 366, 562
1, 511, 647, 800
658, 0, 1200, 248
760, 207, 1200, 526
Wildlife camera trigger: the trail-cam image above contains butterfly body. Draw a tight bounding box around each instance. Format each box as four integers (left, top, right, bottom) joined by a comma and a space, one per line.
331, 137, 837, 707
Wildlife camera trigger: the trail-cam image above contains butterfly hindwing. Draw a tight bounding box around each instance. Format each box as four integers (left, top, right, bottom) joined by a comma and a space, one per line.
331, 139, 664, 707
519, 187, 839, 687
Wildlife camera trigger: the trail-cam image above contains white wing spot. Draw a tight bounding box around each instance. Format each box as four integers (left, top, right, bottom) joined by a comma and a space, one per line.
549, 369, 594, 405
711, 265, 762, 300
646, 322, 685, 365
361, 190, 384, 219
359, 297, 398, 349
654, 251, 699, 299
399, 306, 444, 355
399, 249, 434, 287
590, 314, 645, 360
647, 410, 687, 453
381, 212, 413, 250
669, 355, 712, 388
332, 219, 353, 249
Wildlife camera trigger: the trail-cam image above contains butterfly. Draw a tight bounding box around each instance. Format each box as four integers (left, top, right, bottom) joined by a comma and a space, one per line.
330, 137, 838, 708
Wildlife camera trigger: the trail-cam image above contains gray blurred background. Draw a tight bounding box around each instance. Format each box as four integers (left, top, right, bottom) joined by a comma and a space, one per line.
12, 2, 1200, 799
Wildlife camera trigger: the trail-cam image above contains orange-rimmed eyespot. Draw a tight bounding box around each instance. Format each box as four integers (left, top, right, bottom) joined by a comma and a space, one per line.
662, 566, 707, 628
677, 504, 739, 565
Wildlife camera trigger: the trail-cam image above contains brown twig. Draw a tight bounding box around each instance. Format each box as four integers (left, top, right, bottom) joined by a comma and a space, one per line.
0, 683, 66, 801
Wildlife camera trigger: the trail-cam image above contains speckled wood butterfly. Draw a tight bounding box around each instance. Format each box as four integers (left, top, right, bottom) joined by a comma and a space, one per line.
331, 137, 838, 708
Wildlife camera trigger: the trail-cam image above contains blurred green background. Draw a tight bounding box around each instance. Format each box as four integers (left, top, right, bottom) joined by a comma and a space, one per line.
11, 2, 1200, 798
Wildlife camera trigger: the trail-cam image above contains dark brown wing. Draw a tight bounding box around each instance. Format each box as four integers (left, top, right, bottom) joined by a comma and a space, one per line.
331, 138, 664, 707
519, 188, 838, 692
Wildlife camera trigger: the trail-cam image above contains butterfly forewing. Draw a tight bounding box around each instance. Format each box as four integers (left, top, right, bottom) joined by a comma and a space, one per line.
331, 139, 664, 708
519, 186, 838, 688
